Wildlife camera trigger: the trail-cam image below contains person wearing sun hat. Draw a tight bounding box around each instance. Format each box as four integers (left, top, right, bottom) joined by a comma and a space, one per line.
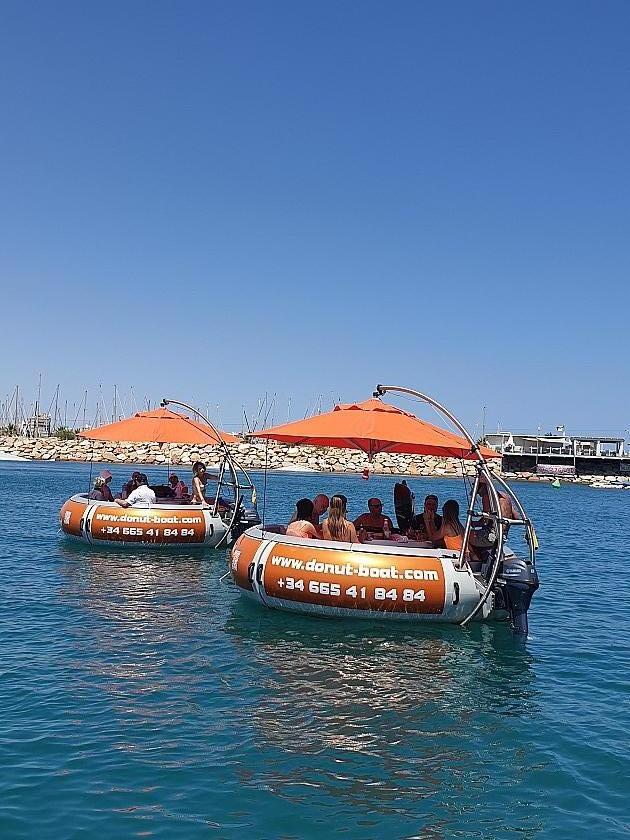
98, 469, 114, 502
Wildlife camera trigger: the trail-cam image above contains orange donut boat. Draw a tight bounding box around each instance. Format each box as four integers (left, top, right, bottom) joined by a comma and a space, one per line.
59, 400, 260, 550
231, 527, 537, 627
232, 528, 493, 621
60, 495, 233, 549
230, 384, 540, 633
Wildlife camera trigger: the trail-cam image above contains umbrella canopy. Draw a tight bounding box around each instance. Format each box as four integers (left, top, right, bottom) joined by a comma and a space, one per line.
252, 398, 497, 460
79, 408, 239, 445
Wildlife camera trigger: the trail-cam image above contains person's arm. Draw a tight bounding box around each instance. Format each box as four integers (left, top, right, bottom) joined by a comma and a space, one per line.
353, 514, 365, 528
347, 522, 359, 544
306, 523, 320, 540
423, 512, 439, 539
425, 516, 448, 546
116, 493, 132, 508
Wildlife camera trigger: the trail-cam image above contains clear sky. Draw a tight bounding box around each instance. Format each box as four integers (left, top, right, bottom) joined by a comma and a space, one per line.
2, 1, 629, 436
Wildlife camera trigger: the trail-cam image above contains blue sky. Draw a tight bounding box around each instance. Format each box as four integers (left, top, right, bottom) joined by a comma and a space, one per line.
1, 1, 629, 436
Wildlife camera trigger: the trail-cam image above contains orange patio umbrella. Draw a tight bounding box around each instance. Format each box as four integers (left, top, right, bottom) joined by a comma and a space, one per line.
252, 398, 497, 460
79, 408, 239, 446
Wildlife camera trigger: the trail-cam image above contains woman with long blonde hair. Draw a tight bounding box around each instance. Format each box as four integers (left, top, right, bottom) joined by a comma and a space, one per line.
322, 495, 359, 543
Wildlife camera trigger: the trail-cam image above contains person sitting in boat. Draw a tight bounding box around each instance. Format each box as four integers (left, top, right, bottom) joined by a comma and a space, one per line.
191, 461, 216, 507
288, 493, 329, 533
423, 499, 465, 550
97, 469, 114, 502
115, 473, 156, 508
353, 498, 394, 538
425, 499, 485, 558
168, 474, 188, 500
286, 498, 320, 539
121, 471, 142, 499
410, 494, 442, 540
89, 476, 109, 501
323, 495, 359, 543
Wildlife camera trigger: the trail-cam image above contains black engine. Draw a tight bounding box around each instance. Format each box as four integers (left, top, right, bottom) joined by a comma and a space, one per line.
495, 555, 540, 635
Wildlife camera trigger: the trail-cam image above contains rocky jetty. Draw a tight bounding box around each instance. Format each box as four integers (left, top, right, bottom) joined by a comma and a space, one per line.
0, 435, 496, 477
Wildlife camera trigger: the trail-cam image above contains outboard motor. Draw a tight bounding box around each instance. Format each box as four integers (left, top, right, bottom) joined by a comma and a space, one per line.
496, 556, 540, 636
231, 499, 261, 540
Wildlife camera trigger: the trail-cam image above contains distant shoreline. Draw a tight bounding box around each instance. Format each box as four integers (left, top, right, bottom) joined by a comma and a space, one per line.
2, 435, 628, 487
0, 434, 481, 478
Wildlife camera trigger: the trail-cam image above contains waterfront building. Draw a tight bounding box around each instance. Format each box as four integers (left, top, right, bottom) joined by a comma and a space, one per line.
485, 430, 629, 477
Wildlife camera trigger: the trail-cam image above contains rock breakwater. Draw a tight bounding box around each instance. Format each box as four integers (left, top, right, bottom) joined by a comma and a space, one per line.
0, 435, 497, 477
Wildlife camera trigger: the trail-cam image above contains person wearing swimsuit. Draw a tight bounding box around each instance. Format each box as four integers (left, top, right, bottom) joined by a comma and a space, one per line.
286, 498, 320, 539
424, 499, 484, 556
323, 495, 359, 543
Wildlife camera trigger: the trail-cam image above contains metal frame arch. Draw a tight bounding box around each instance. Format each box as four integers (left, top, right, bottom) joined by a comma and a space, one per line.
373, 383, 505, 627
160, 398, 257, 547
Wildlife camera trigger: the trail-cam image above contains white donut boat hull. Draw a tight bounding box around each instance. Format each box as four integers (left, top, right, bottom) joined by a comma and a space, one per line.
60, 494, 229, 549
231, 527, 506, 623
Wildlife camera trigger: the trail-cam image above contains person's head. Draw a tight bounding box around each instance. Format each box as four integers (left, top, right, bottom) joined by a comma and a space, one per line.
99, 469, 112, 485
424, 494, 439, 514
327, 495, 349, 539
329, 495, 347, 518
313, 494, 329, 516
137, 473, 149, 487
93, 476, 105, 490
335, 494, 348, 512
368, 498, 383, 515
442, 499, 461, 527
295, 497, 314, 521
168, 474, 179, 487
131, 471, 141, 484
192, 461, 206, 477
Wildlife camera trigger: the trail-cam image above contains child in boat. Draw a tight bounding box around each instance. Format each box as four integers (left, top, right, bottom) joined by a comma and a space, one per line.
168, 474, 188, 499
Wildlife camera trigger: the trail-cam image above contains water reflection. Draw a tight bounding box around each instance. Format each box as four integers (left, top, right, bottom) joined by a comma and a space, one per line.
57, 542, 217, 628
55, 544, 221, 733
225, 599, 538, 825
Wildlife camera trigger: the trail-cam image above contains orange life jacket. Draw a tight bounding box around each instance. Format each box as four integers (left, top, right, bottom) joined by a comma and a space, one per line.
443, 533, 464, 551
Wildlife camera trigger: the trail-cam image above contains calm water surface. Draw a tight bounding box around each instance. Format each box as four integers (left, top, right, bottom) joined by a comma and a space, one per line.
0, 461, 629, 838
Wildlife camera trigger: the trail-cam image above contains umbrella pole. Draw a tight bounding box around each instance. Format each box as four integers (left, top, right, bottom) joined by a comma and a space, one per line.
86, 437, 95, 498
261, 436, 269, 535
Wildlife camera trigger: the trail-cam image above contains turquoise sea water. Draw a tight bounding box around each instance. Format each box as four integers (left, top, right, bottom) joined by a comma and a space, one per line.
1, 460, 629, 839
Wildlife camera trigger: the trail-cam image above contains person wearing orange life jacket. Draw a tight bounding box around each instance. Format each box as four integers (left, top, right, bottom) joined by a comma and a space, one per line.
424, 499, 484, 556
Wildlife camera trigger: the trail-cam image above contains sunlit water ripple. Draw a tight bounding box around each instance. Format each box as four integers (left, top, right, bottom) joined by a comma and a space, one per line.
0, 461, 628, 838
